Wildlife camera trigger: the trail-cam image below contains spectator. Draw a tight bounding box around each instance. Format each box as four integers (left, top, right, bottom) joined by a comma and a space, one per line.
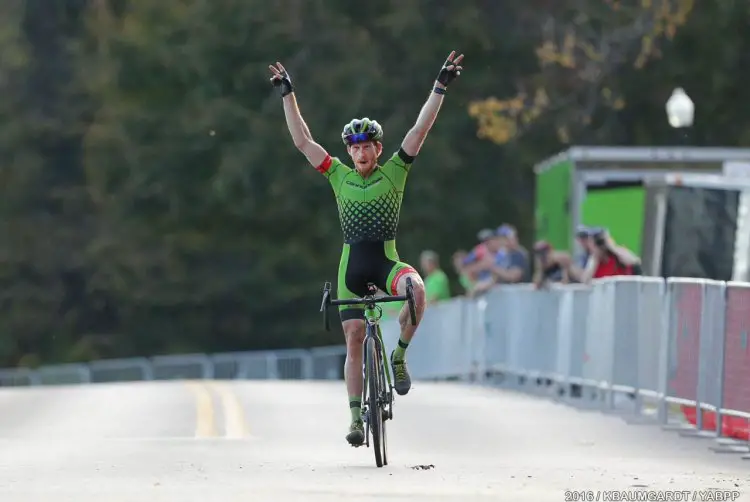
574, 225, 592, 268
459, 228, 501, 285
577, 228, 641, 284
567, 225, 594, 283
492, 224, 530, 284
461, 229, 494, 267
419, 250, 451, 304
452, 250, 475, 294
468, 224, 530, 296
532, 240, 572, 289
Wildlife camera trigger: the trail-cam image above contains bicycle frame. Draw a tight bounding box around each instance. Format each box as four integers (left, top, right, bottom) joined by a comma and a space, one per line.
319, 281, 417, 401
319, 279, 417, 467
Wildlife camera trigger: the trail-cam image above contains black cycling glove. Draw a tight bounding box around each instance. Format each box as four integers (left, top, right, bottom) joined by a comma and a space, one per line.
435, 56, 461, 88
271, 68, 294, 98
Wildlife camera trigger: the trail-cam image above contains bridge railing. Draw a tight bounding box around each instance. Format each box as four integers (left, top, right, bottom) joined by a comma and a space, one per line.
2, 275, 750, 457
0, 346, 349, 386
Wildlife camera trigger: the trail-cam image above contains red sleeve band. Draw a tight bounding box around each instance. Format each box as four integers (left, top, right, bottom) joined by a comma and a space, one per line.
315, 155, 333, 174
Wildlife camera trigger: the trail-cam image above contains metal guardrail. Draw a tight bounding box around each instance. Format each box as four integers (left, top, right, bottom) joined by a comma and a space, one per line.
3, 275, 750, 459
0, 346, 348, 386
378, 276, 750, 460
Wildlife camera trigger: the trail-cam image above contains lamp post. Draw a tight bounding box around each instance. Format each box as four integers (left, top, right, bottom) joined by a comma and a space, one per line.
665, 87, 694, 129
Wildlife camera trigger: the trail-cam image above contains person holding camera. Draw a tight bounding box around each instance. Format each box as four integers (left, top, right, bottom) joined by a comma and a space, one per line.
576, 228, 641, 284
532, 240, 572, 289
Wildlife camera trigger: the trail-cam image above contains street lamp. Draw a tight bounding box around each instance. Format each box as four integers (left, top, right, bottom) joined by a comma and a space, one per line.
665, 87, 694, 128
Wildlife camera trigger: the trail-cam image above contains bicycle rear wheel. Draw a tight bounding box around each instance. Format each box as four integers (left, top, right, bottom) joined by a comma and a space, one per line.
365, 328, 385, 467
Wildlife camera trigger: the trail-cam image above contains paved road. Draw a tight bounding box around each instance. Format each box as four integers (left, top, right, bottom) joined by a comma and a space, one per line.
0, 380, 747, 501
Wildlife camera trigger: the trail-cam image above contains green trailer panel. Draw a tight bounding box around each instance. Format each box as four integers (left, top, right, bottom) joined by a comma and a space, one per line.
581, 186, 646, 256
535, 159, 572, 251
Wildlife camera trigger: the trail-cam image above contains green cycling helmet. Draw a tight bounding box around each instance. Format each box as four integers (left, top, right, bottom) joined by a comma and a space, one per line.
341, 117, 383, 145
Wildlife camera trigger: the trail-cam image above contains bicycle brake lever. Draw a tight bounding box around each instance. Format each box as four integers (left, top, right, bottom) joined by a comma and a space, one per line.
320, 290, 329, 312
404, 278, 417, 326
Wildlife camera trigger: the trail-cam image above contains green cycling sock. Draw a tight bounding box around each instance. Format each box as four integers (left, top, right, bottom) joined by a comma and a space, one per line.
349, 396, 362, 422
393, 336, 409, 361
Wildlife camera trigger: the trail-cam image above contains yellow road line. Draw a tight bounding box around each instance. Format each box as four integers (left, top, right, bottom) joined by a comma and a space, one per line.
211, 382, 251, 439
184, 381, 218, 438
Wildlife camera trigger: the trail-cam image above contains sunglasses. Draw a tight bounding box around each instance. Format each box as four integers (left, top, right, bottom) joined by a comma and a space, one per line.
345, 132, 372, 144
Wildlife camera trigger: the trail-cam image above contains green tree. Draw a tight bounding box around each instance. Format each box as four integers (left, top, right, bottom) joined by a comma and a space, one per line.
4, 0, 738, 366
69, 0, 535, 359
468, 0, 696, 146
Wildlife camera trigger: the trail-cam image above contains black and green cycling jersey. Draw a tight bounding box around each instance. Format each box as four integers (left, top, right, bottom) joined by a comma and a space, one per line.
316, 148, 416, 321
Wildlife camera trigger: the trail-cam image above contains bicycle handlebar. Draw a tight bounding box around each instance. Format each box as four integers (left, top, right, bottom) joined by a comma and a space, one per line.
319, 279, 418, 332
329, 295, 408, 306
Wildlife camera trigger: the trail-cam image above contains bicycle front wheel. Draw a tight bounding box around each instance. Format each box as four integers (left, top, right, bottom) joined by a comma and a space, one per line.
365, 329, 385, 467
379, 338, 389, 466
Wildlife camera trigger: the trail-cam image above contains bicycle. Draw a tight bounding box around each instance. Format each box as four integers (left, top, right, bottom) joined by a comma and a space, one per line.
320, 278, 417, 468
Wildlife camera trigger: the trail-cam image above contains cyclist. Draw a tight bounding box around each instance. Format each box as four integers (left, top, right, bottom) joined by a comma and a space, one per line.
268, 51, 464, 446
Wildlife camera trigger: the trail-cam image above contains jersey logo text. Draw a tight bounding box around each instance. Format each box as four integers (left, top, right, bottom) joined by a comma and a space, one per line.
345, 177, 383, 189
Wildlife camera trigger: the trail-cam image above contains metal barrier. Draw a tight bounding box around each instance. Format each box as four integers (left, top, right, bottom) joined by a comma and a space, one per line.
3, 275, 750, 458
379, 275, 750, 460
0, 345, 348, 386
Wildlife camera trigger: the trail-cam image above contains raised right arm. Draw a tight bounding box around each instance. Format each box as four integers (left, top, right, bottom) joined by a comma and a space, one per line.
269, 62, 329, 169
281, 92, 328, 169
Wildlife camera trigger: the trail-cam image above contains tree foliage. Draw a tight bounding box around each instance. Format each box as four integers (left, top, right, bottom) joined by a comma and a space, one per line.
468, 0, 696, 145
0, 0, 746, 367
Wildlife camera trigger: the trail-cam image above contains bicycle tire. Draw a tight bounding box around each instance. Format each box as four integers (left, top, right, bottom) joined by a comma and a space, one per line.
365, 328, 384, 467
378, 344, 389, 466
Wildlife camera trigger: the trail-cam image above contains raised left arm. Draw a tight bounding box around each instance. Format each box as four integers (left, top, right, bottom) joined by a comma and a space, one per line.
400, 51, 464, 158
400, 83, 446, 158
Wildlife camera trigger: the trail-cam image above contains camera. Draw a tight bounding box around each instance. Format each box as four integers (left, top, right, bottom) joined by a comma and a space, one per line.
591, 228, 607, 247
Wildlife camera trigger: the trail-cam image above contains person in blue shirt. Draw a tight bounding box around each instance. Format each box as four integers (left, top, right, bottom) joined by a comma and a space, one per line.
460, 228, 503, 283
492, 224, 529, 284
466, 224, 529, 296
